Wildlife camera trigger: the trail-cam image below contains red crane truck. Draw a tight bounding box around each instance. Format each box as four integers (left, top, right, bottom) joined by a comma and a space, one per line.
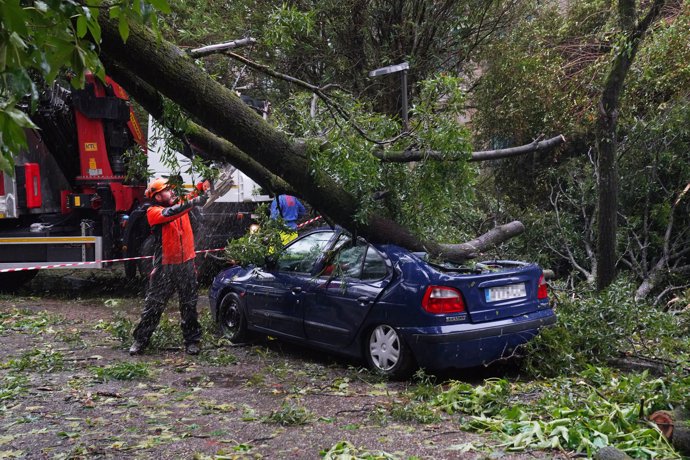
0, 74, 147, 290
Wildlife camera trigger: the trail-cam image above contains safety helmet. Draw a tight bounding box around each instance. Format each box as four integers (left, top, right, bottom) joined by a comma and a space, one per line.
145, 178, 169, 199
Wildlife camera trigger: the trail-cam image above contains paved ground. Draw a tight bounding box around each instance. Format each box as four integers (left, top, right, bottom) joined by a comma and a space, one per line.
0, 270, 567, 459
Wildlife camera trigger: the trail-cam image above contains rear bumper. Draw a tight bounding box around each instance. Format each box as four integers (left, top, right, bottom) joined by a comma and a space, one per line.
401, 309, 556, 370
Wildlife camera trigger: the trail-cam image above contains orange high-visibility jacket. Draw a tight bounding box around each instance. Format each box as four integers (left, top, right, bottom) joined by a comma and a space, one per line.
147, 204, 195, 265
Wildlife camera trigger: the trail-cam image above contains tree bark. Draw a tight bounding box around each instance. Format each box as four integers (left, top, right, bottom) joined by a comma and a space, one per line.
595, 0, 666, 291
373, 135, 565, 162
97, 14, 523, 262
438, 221, 525, 260
103, 59, 295, 196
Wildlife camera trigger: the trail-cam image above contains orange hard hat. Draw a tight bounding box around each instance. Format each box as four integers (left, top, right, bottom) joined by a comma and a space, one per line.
145, 178, 169, 199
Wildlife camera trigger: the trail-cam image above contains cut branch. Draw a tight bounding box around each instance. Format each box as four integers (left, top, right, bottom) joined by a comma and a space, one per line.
373, 134, 566, 162
189, 38, 256, 58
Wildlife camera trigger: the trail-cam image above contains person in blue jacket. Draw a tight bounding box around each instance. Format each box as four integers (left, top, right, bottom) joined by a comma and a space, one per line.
270, 194, 307, 229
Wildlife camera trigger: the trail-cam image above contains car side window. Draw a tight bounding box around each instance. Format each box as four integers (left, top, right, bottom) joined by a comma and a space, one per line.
335, 243, 367, 278
321, 241, 388, 280
276, 231, 333, 273
361, 247, 388, 280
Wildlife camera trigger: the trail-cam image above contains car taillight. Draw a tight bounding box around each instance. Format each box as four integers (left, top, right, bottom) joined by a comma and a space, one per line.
537, 274, 548, 300
422, 286, 465, 314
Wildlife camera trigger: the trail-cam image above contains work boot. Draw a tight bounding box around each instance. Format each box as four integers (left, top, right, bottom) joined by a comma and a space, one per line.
185, 342, 201, 355
129, 340, 146, 356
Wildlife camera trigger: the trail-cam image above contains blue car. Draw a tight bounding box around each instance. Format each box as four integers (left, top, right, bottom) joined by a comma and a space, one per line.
209, 228, 556, 378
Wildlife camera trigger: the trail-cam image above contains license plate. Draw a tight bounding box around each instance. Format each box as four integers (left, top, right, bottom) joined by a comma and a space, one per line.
485, 283, 526, 302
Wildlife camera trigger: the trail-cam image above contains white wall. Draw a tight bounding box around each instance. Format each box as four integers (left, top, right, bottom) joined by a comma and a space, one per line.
147, 117, 270, 203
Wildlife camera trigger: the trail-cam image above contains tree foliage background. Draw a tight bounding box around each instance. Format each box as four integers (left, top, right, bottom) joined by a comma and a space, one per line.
1, 0, 689, 335
470, 0, 690, 300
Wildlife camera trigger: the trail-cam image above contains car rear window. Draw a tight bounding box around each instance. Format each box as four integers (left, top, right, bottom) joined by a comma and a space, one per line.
361, 247, 388, 280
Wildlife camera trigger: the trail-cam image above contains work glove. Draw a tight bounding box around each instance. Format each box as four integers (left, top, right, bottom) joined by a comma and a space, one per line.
191, 193, 208, 207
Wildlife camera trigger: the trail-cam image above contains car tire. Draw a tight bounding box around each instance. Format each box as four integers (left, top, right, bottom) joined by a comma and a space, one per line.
364, 324, 415, 379
218, 292, 249, 343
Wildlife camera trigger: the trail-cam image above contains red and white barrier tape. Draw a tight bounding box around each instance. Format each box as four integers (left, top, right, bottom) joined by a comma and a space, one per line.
1, 217, 323, 274
296, 215, 322, 229
0, 248, 226, 274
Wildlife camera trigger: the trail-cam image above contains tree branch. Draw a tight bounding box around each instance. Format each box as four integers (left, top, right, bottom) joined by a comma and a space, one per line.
373, 134, 566, 162
188, 38, 256, 58
223, 52, 408, 145
437, 221, 525, 260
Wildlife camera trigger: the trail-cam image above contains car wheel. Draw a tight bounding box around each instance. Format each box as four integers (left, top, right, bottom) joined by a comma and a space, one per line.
218, 292, 249, 343
365, 324, 414, 379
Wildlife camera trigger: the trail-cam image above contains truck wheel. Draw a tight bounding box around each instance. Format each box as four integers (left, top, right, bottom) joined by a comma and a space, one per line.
137, 235, 155, 278
364, 324, 415, 379
0, 270, 38, 292
124, 260, 137, 279
218, 292, 249, 343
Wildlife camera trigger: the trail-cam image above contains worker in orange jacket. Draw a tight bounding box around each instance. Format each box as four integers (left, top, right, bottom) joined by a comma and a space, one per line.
130, 177, 210, 356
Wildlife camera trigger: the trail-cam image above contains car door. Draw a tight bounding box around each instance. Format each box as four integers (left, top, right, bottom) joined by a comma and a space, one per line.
245, 230, 335, 339
303, 240, 391, 348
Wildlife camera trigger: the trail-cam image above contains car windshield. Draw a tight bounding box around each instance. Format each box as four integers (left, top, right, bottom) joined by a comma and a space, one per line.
276, 231, 335, 272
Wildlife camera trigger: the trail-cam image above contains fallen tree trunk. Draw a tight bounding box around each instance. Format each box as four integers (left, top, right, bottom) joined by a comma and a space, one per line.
98, 15, 524, 261
103, 59, 295, 196
650, 407, 690, 455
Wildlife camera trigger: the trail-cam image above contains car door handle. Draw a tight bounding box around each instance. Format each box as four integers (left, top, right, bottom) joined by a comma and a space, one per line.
357, 296, 371, 305
291, 287, 302, 295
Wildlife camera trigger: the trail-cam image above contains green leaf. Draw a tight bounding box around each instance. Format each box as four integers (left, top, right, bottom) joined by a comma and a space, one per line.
0, 0, 28, 36
88, 21, 102, 42
0, 44, 7, 72
34, 1, 48, 13
118, 15, 130, 42
0, 153, 14, 175
76, 16, 88, 38
44, 39, 76, 83
6, 107, 37, 129
86, 8, 102, 42
109, 6, 121, 19
8, 32, 27, 51
147, 0, 171, 14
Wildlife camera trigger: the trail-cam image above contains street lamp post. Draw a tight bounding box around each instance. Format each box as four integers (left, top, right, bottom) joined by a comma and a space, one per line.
368, 61, 410, 130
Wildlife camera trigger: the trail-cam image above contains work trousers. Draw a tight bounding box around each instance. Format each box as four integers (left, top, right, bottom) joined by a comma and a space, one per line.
133, 260, 202, 345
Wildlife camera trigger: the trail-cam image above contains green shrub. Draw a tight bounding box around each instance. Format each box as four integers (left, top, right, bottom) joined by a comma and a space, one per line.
0, 374, 28, 400
0, 308, 62, 334
523, 277, 685, 377
389, 400, 441, 424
